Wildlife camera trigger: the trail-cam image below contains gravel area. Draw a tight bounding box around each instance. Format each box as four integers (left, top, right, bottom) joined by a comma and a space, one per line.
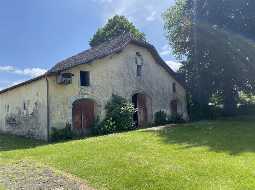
0, 160, 95, 190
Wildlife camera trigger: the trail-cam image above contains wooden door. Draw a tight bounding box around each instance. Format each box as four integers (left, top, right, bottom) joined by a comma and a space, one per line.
137, 94, 148, 127
171, 100, 178, 115
73, 99, 95, 129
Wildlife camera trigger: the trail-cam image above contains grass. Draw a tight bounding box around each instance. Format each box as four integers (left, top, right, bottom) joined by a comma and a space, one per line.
1, 116, 255, 189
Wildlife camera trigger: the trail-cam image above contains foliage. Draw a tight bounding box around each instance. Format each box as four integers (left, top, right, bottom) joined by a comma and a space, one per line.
237, 104, 255, 116
154, 110, 186, 125
89, 15, 145, 47
92, 117, 117, 135
239, 92, 255, 105
2, 118, 255, 189
51, 123, 74, 142
154, 110, 168, 125
168, 113, 186, 124
188, 104, 224, 121
92, 94, 136, 135
163, 0, 255, 116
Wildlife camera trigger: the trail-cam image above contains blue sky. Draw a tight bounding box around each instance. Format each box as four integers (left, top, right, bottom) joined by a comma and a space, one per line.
0, 0, 180, 90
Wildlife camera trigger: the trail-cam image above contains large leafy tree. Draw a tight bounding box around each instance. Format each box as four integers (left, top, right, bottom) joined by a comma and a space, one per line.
164, 0, 255, 116
89, 15, 145, 47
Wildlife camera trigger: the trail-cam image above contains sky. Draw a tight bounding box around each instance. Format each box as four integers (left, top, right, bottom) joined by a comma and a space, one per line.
0, 0, 181, 90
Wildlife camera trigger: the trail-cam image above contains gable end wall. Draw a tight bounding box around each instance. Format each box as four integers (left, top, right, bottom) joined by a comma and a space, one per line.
0, 78, 48, 140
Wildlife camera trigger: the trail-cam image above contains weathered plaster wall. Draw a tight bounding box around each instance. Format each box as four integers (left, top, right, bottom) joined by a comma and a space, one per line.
48, 43, 188, 130
0, 43, 188, 140
0, 78, 48, 140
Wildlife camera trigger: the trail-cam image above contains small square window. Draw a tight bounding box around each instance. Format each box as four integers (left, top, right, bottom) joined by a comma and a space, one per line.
80, 71, 90, 86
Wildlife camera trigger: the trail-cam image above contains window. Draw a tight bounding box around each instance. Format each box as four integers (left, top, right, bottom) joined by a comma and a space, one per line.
137, 65, 142, 77
23, 102, 26, 110
80, 71, 90, 86
135, 52, 143, 77
172, 82, 176, 93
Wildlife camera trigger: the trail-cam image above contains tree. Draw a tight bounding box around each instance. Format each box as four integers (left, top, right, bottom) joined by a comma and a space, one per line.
89, 15, 145, 47
163, 0, 255, 116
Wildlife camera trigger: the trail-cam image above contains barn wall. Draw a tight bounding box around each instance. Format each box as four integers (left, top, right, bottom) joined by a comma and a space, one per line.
48, 43, 188, 130
0, 78, 48, 140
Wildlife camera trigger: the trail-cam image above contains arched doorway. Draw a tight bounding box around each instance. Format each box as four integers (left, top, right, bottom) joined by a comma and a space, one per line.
132, 93, 149, 127
72, 99, 95, 130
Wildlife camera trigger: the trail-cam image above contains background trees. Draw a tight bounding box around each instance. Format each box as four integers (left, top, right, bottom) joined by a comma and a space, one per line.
164, 0, 255, 117
89, 15, 145, 47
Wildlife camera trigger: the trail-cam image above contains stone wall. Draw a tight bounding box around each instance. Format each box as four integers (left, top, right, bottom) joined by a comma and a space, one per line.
0, 43, 188, 140
0, 78, 48, 140
47, 43, 188, 130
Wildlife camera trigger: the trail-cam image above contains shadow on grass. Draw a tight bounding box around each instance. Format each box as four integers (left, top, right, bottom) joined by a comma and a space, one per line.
143, 117, 255, 155
0, 133, 93, 152
0, 134, 46, 151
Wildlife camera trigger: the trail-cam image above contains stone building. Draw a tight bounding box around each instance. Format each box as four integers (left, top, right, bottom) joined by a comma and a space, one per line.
0, 33, 188, 141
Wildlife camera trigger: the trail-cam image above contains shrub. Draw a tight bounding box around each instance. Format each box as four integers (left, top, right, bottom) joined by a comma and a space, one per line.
154, 111, 186, 125
188, 102, 224, 121
92, 94, 136, 135
168, 113, 186, 124
51, 123, 74, 142
154, 110, 168, 125
92, 117, 117, 135
154, 110, 186, 125
237, 104, 255, 115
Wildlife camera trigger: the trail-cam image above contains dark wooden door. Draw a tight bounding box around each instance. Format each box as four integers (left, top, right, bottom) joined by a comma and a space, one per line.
171, 100, 178, 115
73, 99, 95, 129
137, 94, 148, 127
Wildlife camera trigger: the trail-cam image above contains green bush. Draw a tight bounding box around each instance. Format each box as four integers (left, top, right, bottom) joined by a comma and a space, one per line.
188, 102, 224, 121
51, 123, 74, 142
92, 117, 117, 135
92, 94, 136, 135
154, 110, 168, 125
237, 104, 255, 115
154, 110, 186, 125
168, 113, 186, 124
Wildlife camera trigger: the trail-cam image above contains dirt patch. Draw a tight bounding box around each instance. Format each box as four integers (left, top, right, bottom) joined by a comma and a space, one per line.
0, 160, 95, 190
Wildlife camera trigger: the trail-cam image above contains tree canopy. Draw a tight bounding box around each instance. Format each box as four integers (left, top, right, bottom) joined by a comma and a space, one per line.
89, 15, 145, 47
164, 0, 255, 116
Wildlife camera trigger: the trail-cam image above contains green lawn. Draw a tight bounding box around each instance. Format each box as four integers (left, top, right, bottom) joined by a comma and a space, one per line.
1, 117, 255, 190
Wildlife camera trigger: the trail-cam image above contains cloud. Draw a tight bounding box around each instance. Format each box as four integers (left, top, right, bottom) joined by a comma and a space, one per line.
166, 60, 182, 72
0, 79, 27, 91
91, 0, 173, 24
146, 11, 157, 21
160, 44, 170, 56
0, 66, 47, 77
160, 50, 169, 56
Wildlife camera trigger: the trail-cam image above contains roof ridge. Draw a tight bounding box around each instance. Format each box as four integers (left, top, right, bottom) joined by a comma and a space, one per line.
48, 33, 134, 73
0, 33, 185, 95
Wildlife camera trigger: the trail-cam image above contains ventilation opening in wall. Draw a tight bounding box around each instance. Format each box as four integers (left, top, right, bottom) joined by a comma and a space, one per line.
57, 72, 74, 85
